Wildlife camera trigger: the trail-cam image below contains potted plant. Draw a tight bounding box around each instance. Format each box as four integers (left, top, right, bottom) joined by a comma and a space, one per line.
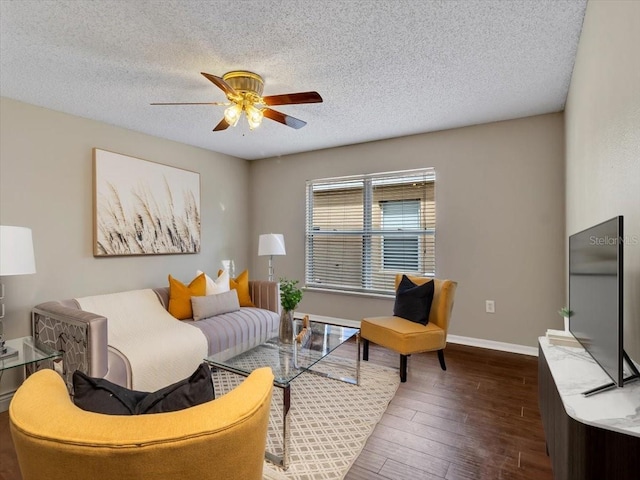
558, 307, 573, 332
279, 278, 303, 343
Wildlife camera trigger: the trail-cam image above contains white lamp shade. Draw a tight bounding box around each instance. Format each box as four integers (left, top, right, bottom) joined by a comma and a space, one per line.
0, 226, 36, 276
258, 234, 286, 256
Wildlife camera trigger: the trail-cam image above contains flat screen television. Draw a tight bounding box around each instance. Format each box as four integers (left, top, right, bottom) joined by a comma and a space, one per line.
569, 215, 639, 396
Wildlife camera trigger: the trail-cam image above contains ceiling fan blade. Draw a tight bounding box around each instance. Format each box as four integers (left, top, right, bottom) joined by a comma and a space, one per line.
201, 72, 237, 97
263, 108, 307, 129
262, 91, 323, 106
150, 102, 228, 106
213, 118, 230, 131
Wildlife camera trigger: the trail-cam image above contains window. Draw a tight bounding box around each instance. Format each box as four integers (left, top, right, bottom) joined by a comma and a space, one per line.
381, 200, 420, 271
305, 168, 435, 295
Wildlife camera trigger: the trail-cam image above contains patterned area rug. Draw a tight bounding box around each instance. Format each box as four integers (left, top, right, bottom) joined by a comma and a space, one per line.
212, 356, 399, 480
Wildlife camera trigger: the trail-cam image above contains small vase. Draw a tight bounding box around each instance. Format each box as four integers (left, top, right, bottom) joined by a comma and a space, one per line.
279, 310, 294, 344
563, 316, 570, 332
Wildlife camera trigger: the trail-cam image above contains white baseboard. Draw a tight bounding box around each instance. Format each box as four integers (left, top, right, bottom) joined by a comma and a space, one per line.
295, 312, 361, 329
299, 312, 539, 357
447, 334, 538, 357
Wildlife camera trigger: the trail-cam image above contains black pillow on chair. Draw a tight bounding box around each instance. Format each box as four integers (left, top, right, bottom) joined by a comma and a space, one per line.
73, 372, 146, 415
137, 363, 214, 414
73, 362, 215, 415
393, 275, 435, 326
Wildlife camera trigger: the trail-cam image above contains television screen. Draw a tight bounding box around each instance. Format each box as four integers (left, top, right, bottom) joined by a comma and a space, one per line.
569, 216, 623, 388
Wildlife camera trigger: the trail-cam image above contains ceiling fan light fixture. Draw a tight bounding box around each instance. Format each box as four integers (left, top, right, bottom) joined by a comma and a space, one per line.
222, 70, 265, 97
153, 70, 322, 132
224, 103, 242, 127
246, 104, 264, 130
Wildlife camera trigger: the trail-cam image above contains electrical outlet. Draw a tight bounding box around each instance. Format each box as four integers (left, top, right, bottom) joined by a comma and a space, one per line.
486, 300, 495, 313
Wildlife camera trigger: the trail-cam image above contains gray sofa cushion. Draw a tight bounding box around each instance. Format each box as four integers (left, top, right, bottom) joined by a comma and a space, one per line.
191, 290, 240, 321
185, 308, 279, 357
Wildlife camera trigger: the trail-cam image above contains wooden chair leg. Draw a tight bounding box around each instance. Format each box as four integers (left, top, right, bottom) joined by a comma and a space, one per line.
362, 338, 369, 361
400, 354, 408, 382
437, 349, 447, 371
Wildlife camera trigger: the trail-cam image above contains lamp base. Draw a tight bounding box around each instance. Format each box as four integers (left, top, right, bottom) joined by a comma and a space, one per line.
0, 344, 18, 360
268, 256, 274, 282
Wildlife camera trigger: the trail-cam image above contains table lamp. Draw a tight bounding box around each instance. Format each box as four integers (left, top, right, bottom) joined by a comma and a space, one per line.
0, 225, 37, 359
258, 233, 286, 281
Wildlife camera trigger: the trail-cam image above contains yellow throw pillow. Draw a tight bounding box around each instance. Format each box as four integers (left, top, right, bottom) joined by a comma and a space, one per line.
218, 269, 255, 307
168, 273, 206, 320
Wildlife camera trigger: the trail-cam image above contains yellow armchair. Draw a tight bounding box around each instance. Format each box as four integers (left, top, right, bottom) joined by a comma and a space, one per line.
361, 275, 457, 382
10, 367, 274, 480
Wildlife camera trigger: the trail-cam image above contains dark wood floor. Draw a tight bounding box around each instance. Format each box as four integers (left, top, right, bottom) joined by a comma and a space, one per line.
0, 401, 20, 480
341, 341, 553, 480
0, 342, 552, 480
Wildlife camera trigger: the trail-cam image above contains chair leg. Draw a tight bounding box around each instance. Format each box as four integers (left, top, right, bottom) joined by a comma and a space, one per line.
437, 349, 447, 371
362, 338, 369, 361
400, 355, 408, 382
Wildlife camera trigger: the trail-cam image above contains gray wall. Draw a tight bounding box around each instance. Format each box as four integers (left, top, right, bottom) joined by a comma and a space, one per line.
0, 97, 251, 340
565, 0, 640, 361
250, 113, 566, 348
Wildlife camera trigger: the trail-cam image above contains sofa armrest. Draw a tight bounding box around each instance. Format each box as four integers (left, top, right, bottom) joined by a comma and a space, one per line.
248, 280, 281, 314
32, 301, 108, 392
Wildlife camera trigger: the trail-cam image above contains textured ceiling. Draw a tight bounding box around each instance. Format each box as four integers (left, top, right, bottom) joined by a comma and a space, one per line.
0, 0, 587, 160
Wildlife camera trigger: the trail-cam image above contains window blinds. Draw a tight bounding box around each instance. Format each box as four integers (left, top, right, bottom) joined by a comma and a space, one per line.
305, 168, 435, 295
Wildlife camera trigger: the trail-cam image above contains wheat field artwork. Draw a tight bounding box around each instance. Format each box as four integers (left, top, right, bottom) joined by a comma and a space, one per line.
93, 149, 201, 256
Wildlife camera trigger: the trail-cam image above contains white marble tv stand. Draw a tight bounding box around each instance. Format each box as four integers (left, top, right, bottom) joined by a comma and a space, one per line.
538, 337, 640, 480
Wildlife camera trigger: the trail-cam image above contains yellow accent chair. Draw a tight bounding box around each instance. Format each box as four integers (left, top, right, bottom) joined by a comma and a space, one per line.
361, 275, 457, 382
9, 367, 274, 480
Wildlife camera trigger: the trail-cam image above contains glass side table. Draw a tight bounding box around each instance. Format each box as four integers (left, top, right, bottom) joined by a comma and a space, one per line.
0, 336, 62, 376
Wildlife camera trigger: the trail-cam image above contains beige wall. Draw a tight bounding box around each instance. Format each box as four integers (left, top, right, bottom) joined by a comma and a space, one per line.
0, 98, 251, 341
250, 113, 566, 348
565, 0, 640, 361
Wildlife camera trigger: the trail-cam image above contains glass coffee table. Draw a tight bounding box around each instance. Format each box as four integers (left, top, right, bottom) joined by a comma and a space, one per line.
205, 319, 360, 469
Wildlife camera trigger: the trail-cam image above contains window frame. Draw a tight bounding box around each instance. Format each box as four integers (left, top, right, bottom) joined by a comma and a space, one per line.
305, 168, 435, 296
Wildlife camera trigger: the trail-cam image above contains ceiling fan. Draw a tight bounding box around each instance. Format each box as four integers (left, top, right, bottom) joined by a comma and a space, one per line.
151, 71, 323, 131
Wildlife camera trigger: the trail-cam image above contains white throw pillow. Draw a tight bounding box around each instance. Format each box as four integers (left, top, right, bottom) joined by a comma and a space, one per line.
196, 270, 230, 296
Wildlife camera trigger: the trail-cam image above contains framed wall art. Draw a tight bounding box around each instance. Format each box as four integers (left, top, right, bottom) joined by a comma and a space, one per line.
93, 148, 201, 256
